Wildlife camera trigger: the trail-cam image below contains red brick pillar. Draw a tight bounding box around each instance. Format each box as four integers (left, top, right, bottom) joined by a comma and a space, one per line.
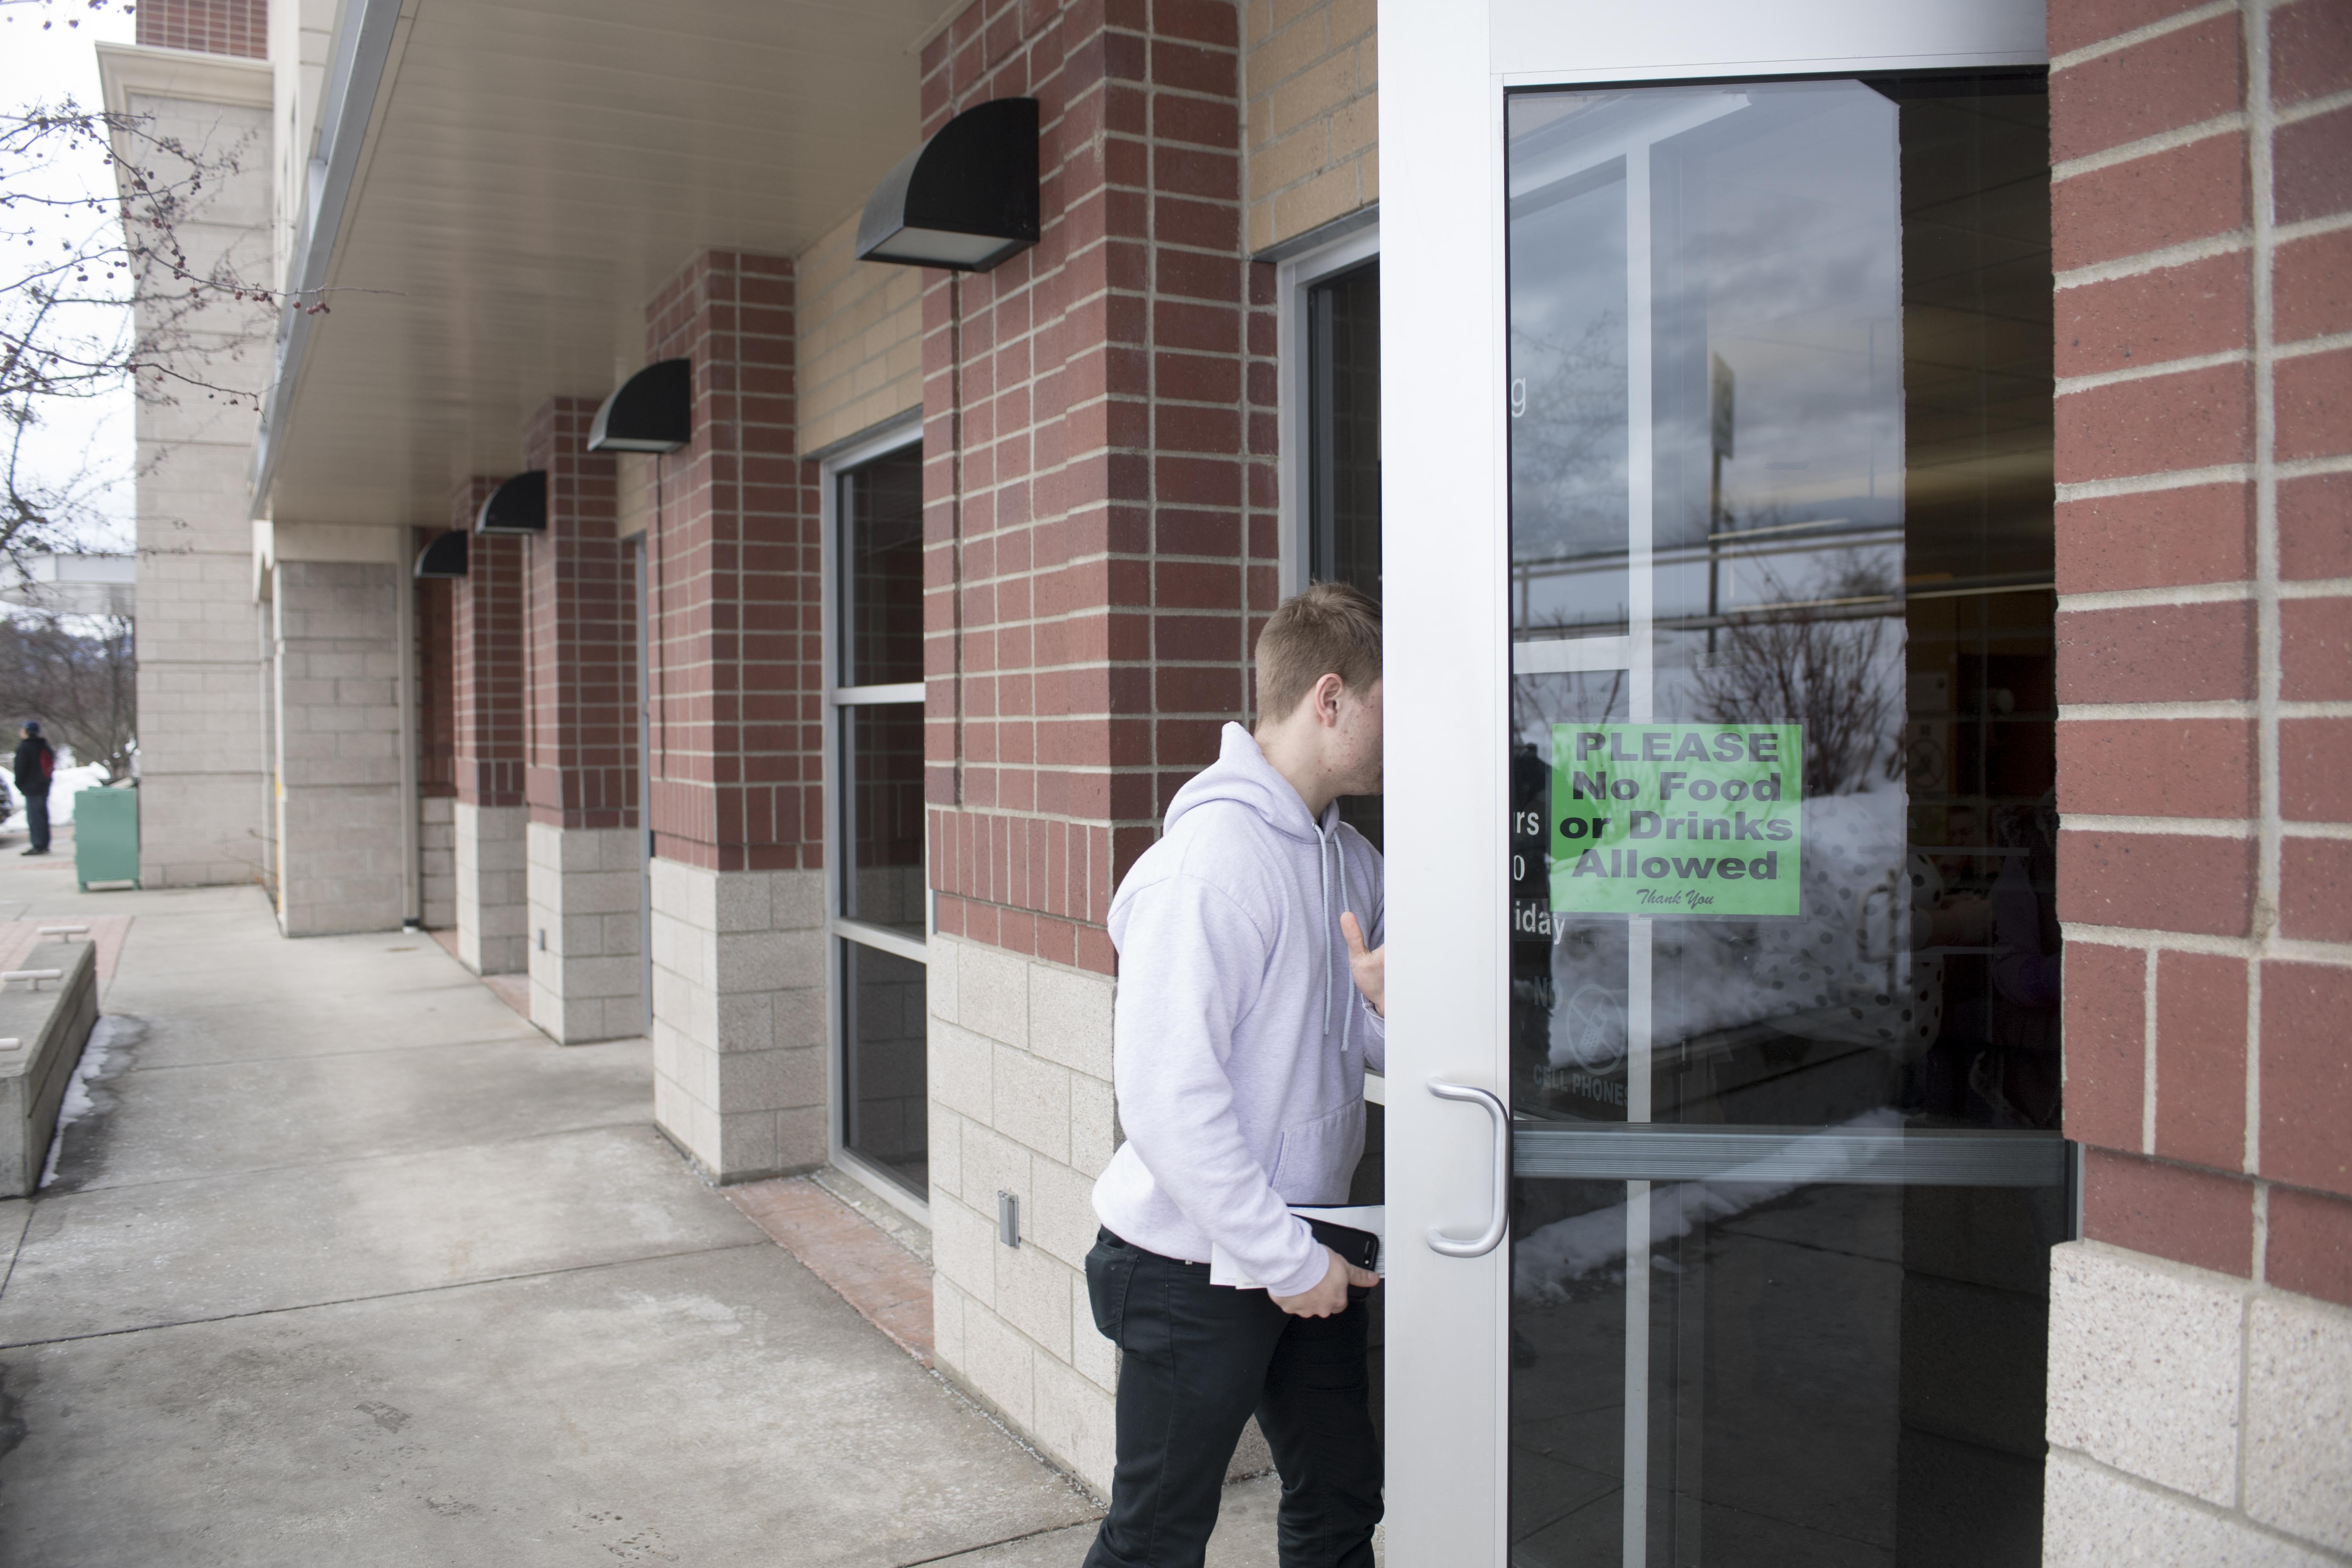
2044, 0, 2352, 1552
414, 529, 457, 931
639, 252, 825, 1175
519, 397, 644, 1043
915, 0, 1273, 1492
449, 476, 529, 975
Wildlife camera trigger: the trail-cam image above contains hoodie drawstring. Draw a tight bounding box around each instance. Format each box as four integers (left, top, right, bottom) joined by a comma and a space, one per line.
1317, 825, 1333, 1037
1317, 813, 1361, 1048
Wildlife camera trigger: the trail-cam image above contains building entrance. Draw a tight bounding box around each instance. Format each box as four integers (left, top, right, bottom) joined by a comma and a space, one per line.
1379, 6, 2065, 1564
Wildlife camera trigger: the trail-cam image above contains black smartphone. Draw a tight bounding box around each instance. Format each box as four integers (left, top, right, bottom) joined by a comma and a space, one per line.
1303, 1216, 1380, 1274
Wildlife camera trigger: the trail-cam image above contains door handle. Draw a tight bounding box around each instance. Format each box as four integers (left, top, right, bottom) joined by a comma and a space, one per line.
1426, 1079, 1510, 1258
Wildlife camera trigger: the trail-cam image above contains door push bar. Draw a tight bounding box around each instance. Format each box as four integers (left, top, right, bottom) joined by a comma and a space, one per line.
1426, 1079, 1510, 1258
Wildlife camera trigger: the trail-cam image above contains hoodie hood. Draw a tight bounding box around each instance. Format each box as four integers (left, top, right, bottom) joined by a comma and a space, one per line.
1163, 722, 1327, 845
1165, 724, 1359, 1038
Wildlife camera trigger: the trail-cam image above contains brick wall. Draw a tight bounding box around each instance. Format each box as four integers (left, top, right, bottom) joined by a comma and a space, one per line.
449, 477, 526, 812
915, 0, 1279, 1495
449, 476, 530, 975
415, 530, 459, 933
639, 251, 831, 1176
641, 251, 822, 872
796, 210, 927, 457
920, 0, 1276, 979
2052, 0, 2352, 1313
415, 532, 456, 804
1241, 0, 1375, 254
135, 0, 266, 59
522, 397, 636, 833
2047, 0, 2352, 1554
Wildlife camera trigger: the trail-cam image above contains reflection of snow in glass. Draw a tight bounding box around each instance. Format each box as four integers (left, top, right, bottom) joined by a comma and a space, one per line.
1514, 1107, 1903, 1300
1547, 792, 1943, 1072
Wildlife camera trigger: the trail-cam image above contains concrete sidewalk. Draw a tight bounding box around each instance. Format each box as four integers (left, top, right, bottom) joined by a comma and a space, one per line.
0, 852, 1297, 1566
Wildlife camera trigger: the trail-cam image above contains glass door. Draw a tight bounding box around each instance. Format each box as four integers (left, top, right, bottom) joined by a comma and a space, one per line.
1503, 75, 2065, 1567
1379, 7, 2060, 1564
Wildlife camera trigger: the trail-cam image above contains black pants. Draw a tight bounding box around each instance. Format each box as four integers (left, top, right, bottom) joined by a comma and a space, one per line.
1081, 1229, 1380, 1568
24, 791, 47, 853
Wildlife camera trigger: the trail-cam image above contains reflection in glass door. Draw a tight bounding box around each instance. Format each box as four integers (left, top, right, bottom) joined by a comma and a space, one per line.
1504, 76, 2066, 1566
831, 439, 929, 1201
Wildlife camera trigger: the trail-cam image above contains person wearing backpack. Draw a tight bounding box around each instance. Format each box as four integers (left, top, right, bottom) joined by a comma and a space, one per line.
16, 721, 55, 857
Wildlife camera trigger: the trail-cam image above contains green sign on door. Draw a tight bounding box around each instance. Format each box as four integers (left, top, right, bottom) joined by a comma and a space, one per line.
1548, 724, 1803, 917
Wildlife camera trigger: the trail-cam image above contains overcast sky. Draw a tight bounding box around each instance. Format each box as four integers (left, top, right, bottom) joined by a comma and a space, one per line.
4, 0, 139, 552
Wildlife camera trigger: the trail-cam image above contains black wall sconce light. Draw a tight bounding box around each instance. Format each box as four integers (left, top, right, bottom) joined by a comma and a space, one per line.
855, 97, 1039, 272
474, 470, 547, 535
413, 529, 469, 579
588, 358, 691, 453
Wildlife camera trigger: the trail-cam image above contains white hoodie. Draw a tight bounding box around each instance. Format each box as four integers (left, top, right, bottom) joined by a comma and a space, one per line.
1089, 722, 1386, 1298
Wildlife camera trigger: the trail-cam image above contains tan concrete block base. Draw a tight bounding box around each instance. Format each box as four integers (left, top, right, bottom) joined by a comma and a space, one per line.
2044, 1239, 2352, 1563
454, 801, 527, 976
525, 822, 645, 1045
648, 859, 825, 1181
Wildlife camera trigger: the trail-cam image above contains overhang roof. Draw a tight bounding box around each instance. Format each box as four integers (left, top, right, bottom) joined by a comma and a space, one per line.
264, 0, 945, 528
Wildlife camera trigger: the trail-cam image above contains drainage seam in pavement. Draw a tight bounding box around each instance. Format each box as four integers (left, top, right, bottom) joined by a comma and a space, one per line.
0, 1238, 777, 1351
101, 1029, 588, 1067
0, 1201, 32, 1306
890, 1516, 1101, 1567
94, 1033, 599, 1074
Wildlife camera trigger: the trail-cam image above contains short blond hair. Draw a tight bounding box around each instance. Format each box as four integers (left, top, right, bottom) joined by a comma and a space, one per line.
1255, 582, 1382, 720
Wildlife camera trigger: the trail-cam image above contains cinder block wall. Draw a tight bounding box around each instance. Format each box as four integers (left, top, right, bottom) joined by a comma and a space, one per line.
122, 72, 275, 889
914, 0, 1278, 1494
1242, 0, 1375, 253
270, 557, 406, 935
2045, 0, 2352, 1556
926, 932, 1123, 1487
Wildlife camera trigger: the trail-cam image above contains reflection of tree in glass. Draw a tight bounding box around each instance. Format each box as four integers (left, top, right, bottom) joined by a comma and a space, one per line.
1510, 308, 1626, 565
1693, 558, 1901, 796
1511, 668, 1626, 750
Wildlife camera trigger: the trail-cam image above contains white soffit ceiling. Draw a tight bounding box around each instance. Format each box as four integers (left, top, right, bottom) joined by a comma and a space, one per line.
270, 0, 942, 528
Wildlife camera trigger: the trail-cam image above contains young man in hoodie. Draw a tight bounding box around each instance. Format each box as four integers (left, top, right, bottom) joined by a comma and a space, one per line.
1083, 582, 1388, 1568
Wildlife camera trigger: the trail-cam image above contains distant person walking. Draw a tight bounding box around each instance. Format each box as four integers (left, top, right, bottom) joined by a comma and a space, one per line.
16, 722, 54, 857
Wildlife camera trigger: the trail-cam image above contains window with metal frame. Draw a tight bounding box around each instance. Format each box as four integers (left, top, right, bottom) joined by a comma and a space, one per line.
831, 438, 928, 1202
1291, 242, 1387, 852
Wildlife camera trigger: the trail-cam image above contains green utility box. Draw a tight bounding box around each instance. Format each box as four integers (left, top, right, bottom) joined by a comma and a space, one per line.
73, 786, 139, 891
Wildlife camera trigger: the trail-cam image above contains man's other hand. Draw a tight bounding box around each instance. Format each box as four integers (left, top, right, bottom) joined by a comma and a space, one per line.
1339, 911, 1384, 1018
1270, 1244, 1380, 1318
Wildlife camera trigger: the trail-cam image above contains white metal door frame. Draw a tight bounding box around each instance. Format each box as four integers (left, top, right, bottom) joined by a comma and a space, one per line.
1375, 3, 2048, 1563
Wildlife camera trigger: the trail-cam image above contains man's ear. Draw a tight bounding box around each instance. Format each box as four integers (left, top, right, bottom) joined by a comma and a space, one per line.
1312, 672, 1348, 727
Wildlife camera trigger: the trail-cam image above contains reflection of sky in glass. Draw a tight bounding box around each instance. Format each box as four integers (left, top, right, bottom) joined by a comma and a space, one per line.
1507, 82, 1905, 636
1509, 161, 1628, 612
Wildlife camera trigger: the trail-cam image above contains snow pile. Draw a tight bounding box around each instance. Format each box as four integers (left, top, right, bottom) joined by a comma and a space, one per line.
2, 759, 114, 838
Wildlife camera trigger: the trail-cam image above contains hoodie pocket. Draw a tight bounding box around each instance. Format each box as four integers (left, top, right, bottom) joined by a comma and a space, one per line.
1267, 1098, 1367, 1205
